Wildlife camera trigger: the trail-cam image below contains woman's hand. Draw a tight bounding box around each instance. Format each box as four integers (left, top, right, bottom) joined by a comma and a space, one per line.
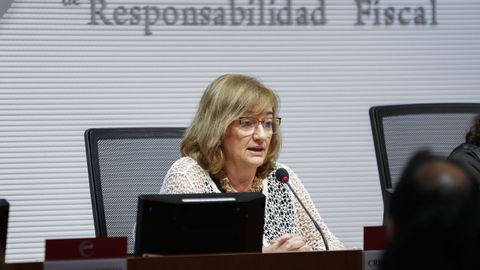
262, 233, 313, 253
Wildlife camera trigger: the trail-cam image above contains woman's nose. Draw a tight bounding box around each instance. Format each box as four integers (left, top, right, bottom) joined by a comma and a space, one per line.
252, 124, 268, 140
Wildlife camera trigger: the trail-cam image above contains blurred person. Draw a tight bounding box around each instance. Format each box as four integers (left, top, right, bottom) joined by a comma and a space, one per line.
381, 151, 480, 270
448, 114, 480, 181
161, 74, 344, 252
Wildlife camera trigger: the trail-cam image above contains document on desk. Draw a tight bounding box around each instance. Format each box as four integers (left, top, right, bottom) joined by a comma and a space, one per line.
44, 237, 127, 270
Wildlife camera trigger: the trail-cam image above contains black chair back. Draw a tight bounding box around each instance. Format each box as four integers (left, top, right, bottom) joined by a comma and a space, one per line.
369, 103, 480, 223
0, 199, 9, 264
85, 127, 185, 254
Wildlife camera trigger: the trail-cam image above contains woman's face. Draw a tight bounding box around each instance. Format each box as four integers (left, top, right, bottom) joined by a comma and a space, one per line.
222, 110, 274, 171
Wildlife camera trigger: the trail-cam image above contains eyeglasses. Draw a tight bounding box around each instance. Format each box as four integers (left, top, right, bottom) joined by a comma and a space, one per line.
238, 117, 282, 135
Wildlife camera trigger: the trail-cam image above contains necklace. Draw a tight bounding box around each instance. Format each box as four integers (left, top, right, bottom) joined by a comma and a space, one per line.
219, 177, 263, 193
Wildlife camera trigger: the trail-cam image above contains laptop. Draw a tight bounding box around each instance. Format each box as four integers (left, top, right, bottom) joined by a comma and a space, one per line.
0, 199, 9, 264
134, 192, 265, 256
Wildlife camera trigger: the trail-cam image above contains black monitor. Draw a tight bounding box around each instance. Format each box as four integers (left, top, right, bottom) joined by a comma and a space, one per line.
0, 199, 9, 264
134, 192, 265, 256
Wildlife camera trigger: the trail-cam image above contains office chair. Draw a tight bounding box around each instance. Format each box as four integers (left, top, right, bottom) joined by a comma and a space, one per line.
85, 127, 185, 254
369, 103, 480, 223
0, 199, 9, 265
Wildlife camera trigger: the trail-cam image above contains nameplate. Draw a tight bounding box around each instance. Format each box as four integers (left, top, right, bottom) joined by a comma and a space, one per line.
363, 226, 386, 270
363, 250, 384, 270
44, 237, 127, 270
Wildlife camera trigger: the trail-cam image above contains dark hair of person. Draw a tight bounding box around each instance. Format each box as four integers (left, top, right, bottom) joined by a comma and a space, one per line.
466, 114, 480, 145
381, 150, 480, 270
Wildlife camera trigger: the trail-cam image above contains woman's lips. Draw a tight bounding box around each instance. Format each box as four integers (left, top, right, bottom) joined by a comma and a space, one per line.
247, 147, 265, 155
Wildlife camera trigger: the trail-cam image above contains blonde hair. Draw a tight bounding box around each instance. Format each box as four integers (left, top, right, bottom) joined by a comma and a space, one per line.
181, 74, 281, 179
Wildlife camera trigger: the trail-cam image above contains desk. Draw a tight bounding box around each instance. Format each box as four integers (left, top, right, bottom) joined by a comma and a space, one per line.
5, 250, 362, 270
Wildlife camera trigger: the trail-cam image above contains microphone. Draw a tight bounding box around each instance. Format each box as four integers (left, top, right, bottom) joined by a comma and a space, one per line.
275, 168, 330, 250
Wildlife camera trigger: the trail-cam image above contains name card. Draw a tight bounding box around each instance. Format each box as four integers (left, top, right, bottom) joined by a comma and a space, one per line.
44, 237, 127, 270
363, 226, 386, 270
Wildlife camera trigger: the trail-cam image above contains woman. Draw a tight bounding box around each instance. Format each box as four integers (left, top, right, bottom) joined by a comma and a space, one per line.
161, 74, 344, 252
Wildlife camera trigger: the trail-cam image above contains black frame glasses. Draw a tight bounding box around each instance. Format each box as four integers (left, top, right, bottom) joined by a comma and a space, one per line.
238, 117, 282, 134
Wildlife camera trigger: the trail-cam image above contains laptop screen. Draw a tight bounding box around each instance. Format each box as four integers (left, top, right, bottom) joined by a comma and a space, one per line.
0, 199, 9, 264
134, 192, 265, 256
